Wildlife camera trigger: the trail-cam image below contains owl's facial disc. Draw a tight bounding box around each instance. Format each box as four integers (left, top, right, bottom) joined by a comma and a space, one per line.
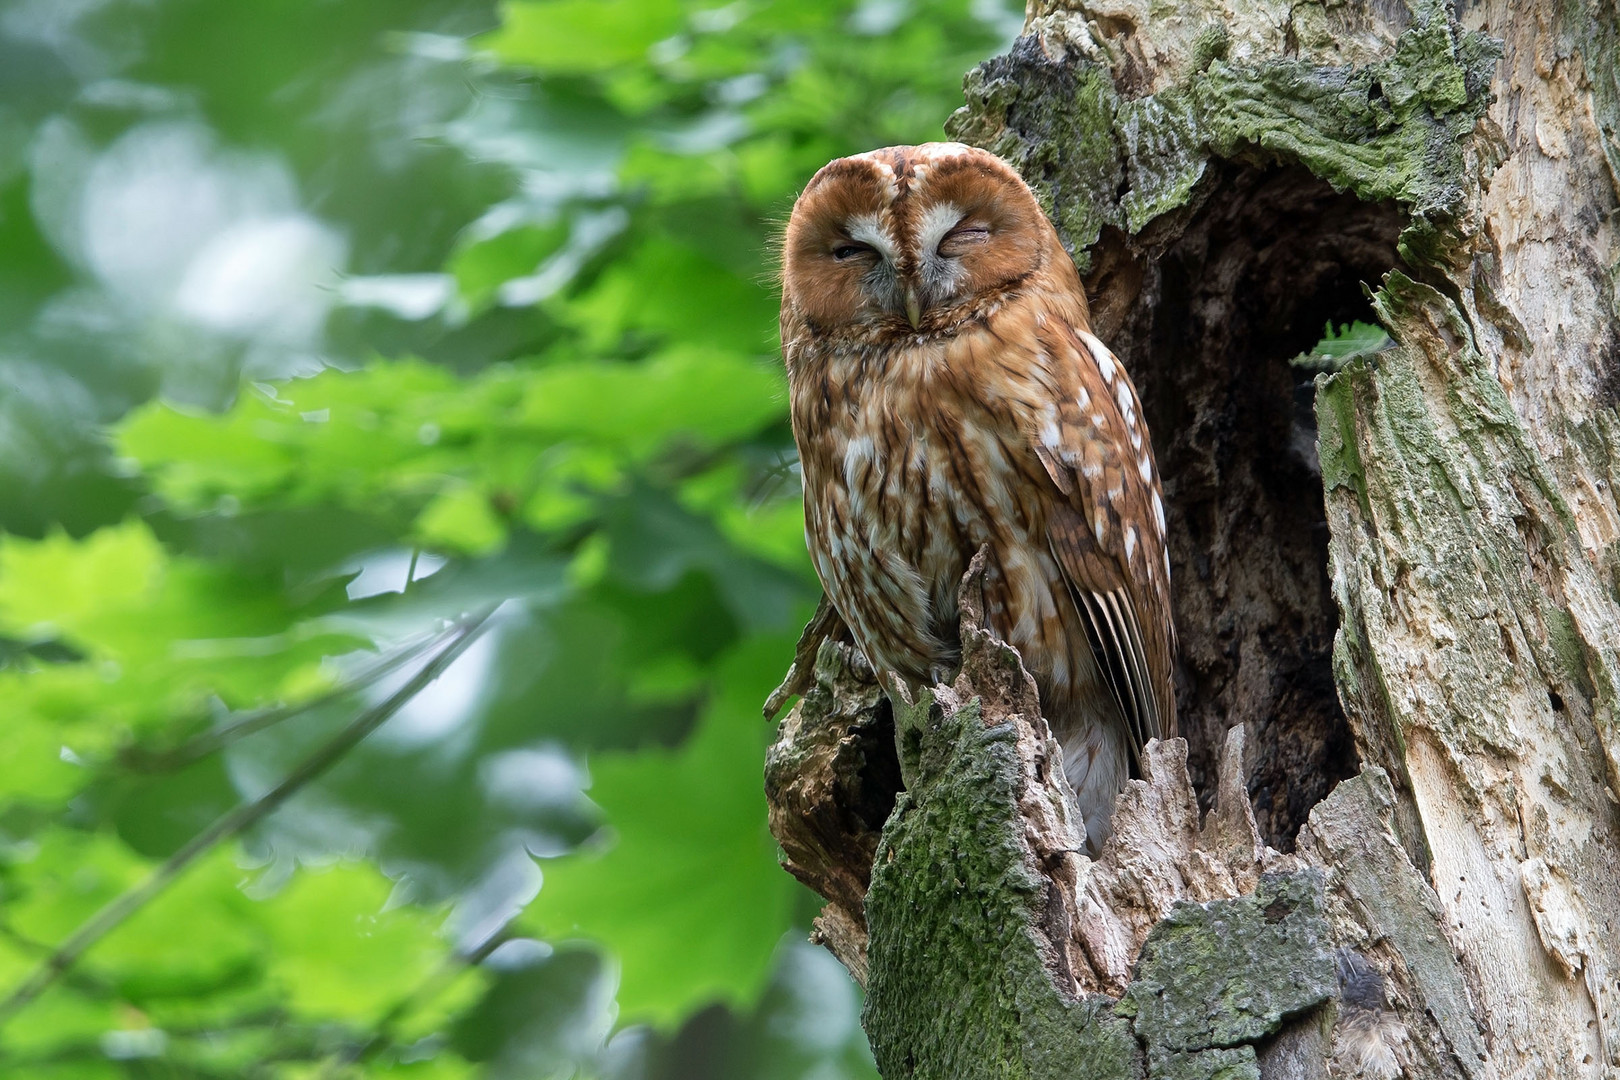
781, 143, 1053, 340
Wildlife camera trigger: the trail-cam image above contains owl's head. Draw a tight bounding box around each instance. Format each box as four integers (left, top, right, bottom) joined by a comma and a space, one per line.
780, 143, 1061, 342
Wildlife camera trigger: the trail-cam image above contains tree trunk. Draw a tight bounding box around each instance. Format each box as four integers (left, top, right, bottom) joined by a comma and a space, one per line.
765, 0, 1620, 1076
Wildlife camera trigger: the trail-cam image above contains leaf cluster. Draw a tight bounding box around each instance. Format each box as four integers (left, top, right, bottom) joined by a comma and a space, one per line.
0, 0, 1017, 1075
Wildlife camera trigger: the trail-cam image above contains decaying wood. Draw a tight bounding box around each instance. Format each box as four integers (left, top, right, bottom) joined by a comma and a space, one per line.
763, 629, 891, 985
769, 557, 1448, 1077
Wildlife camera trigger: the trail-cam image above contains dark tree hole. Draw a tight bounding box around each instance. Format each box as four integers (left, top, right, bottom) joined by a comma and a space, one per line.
1085, 163, 1403, 849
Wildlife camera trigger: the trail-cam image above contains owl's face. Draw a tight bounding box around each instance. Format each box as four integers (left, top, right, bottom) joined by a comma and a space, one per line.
781, 143, 1056, 343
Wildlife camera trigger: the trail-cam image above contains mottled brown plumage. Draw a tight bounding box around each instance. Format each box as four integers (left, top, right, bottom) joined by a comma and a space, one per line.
779, 143, 1175, 850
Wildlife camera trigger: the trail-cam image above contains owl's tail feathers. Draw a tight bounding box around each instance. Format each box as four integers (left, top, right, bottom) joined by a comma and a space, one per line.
1335, 948, 1406, 1078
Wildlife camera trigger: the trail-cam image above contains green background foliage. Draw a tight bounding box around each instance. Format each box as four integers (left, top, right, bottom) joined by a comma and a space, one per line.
0, 0, 1018, 1074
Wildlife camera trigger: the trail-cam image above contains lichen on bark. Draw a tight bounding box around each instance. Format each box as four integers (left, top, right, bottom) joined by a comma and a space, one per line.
947, 0, 1499, 272
835, 559, 1344, 1078
1117, 873, 1335, 1060
1315, 269, 1620, 1072
862, 681, 1139, 1079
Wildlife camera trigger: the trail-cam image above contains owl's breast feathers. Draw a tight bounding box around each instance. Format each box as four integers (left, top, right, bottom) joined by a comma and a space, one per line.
787, 288, 1176, 769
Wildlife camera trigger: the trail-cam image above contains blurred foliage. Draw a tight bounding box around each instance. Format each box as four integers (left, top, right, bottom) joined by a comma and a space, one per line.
0, 0, 1018, 1075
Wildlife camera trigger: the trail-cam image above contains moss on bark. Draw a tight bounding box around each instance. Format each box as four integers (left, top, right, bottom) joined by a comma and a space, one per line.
948, 2, 1497, 272
862, 668, 1336, 1077
863, 680, 1140, 1079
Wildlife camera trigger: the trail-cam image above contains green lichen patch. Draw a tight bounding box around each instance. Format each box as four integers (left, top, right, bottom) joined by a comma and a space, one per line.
1117, 89, 1205, 233
949, 6, 1500, 269
950, 37, 1126, 271
1314, 358, 1375, 511
1120, 872, 1336, 1057
862, 687, 1140, 1079
1319, 270, 1620, 777
864, 671, 1338, 1077
1150, 1045, 1260, 1080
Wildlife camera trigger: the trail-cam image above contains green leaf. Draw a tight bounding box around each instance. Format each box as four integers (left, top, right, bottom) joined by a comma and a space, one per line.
524, 633, 799, 1026
679, 462, 811, 574
1291, 319, 1393, 372
0, 521, 364, 738
0, 983, 121, 1066
0, 523, 366, 796
262, 863, 447, 1022
519, 348, 786, 456
449, 221, 571, 313
482, 0, 685, 74
561, 238, 777, 354
0, 667, 128, 804
414, 484, 511, 556
0, 521, 165, 643
7, 832, 258, 1002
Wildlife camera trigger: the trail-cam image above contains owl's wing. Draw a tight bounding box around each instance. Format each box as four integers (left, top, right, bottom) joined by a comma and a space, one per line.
1028, 318, 1177, 770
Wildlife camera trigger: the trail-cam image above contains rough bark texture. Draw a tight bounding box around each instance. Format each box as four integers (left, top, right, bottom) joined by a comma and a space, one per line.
766, 0, 1620, 1075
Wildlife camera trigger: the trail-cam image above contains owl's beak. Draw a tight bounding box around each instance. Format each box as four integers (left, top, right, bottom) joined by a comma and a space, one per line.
904, 285, 921, 329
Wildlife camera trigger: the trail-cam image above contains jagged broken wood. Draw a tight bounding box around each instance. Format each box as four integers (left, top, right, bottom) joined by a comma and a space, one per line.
769, 558, 1462, 1077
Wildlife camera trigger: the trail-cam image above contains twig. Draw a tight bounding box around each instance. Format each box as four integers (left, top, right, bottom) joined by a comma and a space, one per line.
0, 606, 500, 1030
119, 632, 445, 772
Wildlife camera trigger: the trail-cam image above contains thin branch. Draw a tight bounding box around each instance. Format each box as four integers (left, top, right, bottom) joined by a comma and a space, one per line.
119, 631, 445, 773
0, 923, 120, 1002
0, 606, 500, 1030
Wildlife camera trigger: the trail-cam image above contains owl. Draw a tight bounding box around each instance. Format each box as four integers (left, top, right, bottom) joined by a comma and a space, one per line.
779, 142, 1175, 852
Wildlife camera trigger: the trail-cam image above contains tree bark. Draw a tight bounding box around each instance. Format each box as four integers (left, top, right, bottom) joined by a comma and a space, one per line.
765, 0, 1620, 1076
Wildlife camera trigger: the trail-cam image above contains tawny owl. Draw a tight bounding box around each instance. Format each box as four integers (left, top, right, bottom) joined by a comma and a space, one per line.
779, 142, 1175, 852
